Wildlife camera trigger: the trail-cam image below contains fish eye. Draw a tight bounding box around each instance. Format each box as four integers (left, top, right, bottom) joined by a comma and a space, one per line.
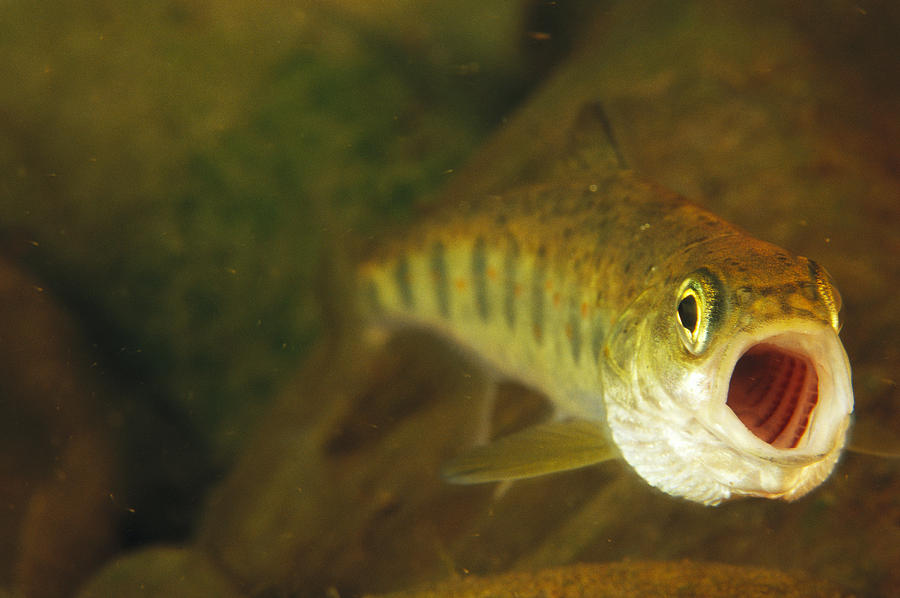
677, 292, 699, 336
675, 270, 722, 355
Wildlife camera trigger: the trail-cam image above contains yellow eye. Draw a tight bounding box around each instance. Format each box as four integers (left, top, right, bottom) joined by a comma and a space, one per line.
675, 270, 721, 355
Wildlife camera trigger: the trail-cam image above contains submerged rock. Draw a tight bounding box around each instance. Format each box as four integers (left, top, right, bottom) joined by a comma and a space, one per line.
76, 547, 242, 598
0, 256, 117, 598
370, 560, 848, 598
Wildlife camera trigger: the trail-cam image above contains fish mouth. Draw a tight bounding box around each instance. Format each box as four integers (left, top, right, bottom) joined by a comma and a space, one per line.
726, 343, 818, 449
719, 327, 852, 457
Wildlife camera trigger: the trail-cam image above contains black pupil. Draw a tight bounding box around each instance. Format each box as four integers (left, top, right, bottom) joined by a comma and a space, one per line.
678, 294, 699, 333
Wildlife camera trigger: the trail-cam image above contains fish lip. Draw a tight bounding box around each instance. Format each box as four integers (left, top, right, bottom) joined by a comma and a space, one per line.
706, 321, 854, 465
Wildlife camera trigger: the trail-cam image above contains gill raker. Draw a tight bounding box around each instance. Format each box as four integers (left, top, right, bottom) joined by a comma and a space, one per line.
353, 120, 853, 506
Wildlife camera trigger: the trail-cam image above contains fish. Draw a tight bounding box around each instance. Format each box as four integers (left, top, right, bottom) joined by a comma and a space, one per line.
353, 104, 853, 506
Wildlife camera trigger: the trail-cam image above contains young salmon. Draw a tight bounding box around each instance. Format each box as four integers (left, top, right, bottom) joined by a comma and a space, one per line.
355, 120, 853, 506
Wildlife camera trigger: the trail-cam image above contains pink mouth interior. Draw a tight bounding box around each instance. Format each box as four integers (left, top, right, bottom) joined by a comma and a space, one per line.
726, 343, 819, 449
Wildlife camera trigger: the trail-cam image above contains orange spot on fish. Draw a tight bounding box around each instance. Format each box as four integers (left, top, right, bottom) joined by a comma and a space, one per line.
553, 292, 561, 307
455, 278, 467, 291
514, 283, 523, 297
545, 280, 553, 291
581, 302, 589, 318
528, 31, 551, 41
487, 267, 498, 281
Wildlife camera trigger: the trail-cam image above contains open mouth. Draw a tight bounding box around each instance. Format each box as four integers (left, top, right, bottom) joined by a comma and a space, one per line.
726, 343, 819, 449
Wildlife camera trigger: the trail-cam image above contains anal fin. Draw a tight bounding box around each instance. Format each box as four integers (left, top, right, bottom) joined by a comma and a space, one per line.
442, 419, 619, 484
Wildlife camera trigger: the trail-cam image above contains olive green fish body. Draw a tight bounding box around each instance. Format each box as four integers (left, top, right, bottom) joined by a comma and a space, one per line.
356, 170, 853, 505
360, 174, 730, 413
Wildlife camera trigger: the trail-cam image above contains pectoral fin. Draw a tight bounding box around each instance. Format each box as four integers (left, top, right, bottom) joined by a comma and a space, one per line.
442, 419, 619, 484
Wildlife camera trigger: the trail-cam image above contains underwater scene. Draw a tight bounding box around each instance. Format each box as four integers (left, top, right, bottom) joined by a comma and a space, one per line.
0, 1, 898, 597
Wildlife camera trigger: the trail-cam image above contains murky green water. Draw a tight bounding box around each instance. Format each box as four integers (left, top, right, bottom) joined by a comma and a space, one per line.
0, 2, 897, 597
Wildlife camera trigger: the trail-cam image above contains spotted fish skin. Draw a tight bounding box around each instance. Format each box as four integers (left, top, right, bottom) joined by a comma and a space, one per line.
359, 173, 734, 418
355, 169, 853, 505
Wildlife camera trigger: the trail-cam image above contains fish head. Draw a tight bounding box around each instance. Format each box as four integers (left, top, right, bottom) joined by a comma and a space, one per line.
603, 235, 853, 505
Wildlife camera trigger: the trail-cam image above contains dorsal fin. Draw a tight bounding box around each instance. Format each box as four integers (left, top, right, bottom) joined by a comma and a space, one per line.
513, 99, 628, 186
441, 99, 628, 198
559, 100, 627, 175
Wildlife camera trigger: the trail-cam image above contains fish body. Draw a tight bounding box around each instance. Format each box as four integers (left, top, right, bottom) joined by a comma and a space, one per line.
356, 152, 852, 506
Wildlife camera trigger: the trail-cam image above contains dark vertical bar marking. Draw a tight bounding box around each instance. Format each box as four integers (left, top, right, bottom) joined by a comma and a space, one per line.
568, 301, 582, 363
430, 241, 450, 317
532, 246, 546, 343
591, 313, 605, 362
472, 237, 489, 321
394, 256, 413, 309
504, 237, 519, 328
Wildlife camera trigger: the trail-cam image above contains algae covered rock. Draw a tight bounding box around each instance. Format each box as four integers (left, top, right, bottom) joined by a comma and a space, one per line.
369, 561, 848, 598
0, 0, 530, 465
76, 547, 242, 598
197, 332, 501, 596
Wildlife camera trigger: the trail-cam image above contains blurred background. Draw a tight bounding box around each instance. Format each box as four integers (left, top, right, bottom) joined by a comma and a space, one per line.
0, 1, 897, 597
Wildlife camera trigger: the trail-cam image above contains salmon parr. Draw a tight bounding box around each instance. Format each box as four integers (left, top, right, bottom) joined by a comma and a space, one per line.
355, 147, 852, 506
